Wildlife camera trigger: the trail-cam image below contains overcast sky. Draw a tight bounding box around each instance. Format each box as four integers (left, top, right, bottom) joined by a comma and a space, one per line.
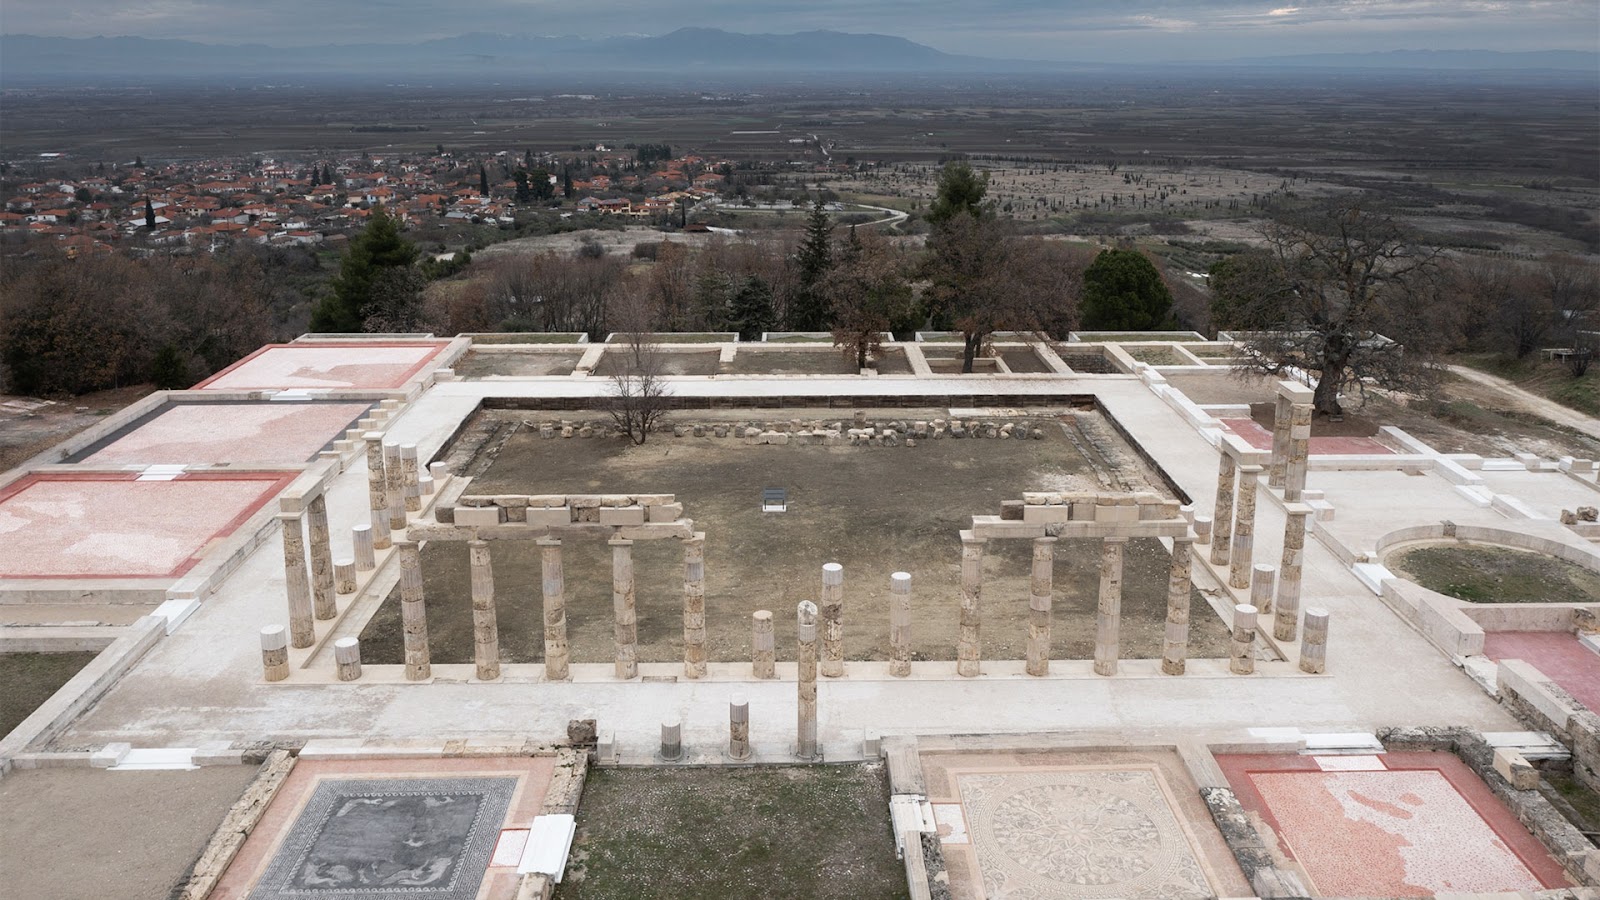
3, 0, 1596, 61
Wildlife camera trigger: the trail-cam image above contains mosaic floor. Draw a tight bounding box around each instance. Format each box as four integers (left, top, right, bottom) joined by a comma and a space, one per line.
1219, 752, 1567, 897
196, 341, 449, 391
0, 472, 291, 578
921, 750, 1248, 900
1221, 418, 1394, 456
214, 757, 555, 900
1484, 631, 1600, 713
76, 401, 370, 466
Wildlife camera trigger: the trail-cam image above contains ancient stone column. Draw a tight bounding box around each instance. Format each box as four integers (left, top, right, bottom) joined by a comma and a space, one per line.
1285, 400, 1313, 503
418, 474, 435, 497
1210, 453, 1237, 566
279, 513, 315, 649
1275, 506, 1311, 642
660, 718, 683, 761
1269, 393, 1292, 489
797, 600, 819, 759
383, 442, 406, 532
352, 524, 376, 570
397, 540, 431, 681
820, 563, 845, 677
1229, 465, 1263, 589
400, 444, 422, 513
539, 537, 569, 681
1300, 607, 1329, 674
469, 539, 501, 681
752, 610, 776, 679
729, 694, 751, 761
334, 558, 356, 595
1026, 537, 1056, 677
1193, 513, 1213, 547
429, 461, 449, 484
1162, 537, 1194, 675
1230, 604, 1257, 675
611, 538, 638, 680
682, 533, 707, 679
956, 532, 985, 677
307, 494, 337, 620
260, 625, 289, 682
1250, 564, 1276, 615
334, 636, 362, 682
889, 572, 912, 678
364, 433, 391, 550
1094, 537, 1127, 676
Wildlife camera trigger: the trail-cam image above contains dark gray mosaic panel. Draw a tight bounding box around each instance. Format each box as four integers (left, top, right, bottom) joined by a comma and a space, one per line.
249, 776, 516, 900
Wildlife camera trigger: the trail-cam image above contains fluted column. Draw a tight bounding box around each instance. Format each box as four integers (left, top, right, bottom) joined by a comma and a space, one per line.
728, 694, 751, 761
384, 441, 406, 532
888, 572, 912, 678
1162, 537, 1194, 675
539, 537, 569, 681
796, 600, 819, 760
1285, 401, 1313, 502
611, 538, 638, 680
469, 539, 500, 681
1300, 607, 1329, 674
279, 512, 315, 649
1250, 564, 1276, 615
752, 610, 776, 678
956, 532, 985, 677
1229, 465, 1262, 589
364, 433, 391, 550
682, 533, 707, 679
1269, 394, 1292, 489
307, 494, 336, 620
1026, 537, 1055, 676
1210, 453, 1237, 566
397, 540, 430, 680
1276, 506, 1311, 641
1230, 603, 1257, 675
400, 443, 421, 512
820, 563, 845, 677
1094, 537, 1126, 676
260, 625, 289, 682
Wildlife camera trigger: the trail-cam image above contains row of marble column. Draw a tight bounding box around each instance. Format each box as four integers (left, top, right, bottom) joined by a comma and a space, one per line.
278, 433, 437, 653
388, 532, 708, 682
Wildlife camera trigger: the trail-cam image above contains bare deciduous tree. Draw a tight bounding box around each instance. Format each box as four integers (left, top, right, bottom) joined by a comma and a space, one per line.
1223, 201, 1446, 416
606, 333, 671, 445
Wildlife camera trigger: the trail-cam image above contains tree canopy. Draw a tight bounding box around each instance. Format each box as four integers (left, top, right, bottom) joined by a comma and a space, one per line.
1224, 201, 1445, 415
1080, 249, 1174, 331
786, 200, 834, 331
926, 161, 992, 226
309, 205, 419, 333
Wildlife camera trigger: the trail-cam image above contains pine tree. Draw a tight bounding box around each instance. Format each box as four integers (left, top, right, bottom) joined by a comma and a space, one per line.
309, 205, 419, 333
787, 200, 834, 331
730, 276, 776, 342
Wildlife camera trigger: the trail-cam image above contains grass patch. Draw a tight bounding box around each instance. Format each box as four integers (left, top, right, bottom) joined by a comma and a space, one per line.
1544, 770, 1600, 837
1388, 543, 1600, 604
556, 764, 908, 900
1126, 346, 1184, 366
467, 332, 589, 344
0, 652, 97, 738
1456, 352, 1600, 417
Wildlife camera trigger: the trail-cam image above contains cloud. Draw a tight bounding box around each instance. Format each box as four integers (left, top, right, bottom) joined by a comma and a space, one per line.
1, 0, 1594, 59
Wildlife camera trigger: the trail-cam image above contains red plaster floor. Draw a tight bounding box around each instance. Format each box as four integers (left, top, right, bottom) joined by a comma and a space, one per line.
1485, 631, 1600, 713
211, 756, 556, 900
81, 402, 370, 466
196, 341, 449, 391
1221, 418, 1394, 456
0, 472, 290, 578
1219, 752, 1567, 897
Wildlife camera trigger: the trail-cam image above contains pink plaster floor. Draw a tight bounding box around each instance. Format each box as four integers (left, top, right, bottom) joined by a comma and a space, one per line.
1219, 752, 1568, 897
1221, 418, 1394, 455
1485, 631, 1600, 713
80, 402, 369, 466
0, 472, 291, 578
196, 341, 448, 391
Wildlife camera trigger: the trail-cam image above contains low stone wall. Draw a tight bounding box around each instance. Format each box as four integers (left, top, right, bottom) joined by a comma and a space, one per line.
1497, 660, 1600, 798
511, 415, 1053, 447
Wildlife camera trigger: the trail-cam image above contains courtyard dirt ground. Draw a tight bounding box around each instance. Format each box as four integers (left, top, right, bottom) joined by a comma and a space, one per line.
0, 765, 259, 900
556, 764, 907, 900
0, 651, 98, 738
361, 409, 1232, 666
0, 385, 151, 471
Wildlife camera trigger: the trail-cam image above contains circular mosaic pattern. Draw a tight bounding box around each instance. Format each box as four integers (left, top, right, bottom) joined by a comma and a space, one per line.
991, 782, 1162, 884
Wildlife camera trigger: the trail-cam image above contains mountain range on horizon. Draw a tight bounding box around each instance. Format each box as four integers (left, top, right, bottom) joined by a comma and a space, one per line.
2, 28, 1595, 84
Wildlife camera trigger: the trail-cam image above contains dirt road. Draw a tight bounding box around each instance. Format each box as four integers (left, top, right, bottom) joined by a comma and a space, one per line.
1447, 365, 1600, 437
